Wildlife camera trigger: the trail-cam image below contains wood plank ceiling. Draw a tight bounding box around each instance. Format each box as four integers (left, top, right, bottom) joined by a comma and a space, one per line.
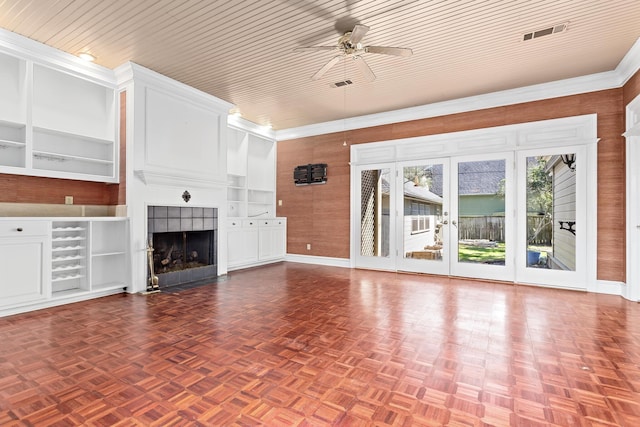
1, 0, 639, 130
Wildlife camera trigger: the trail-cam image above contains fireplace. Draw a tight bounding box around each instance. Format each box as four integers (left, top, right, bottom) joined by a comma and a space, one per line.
148, 206, 217, 288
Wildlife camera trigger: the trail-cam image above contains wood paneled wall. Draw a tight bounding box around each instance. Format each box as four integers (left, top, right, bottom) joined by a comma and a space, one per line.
624, 69, 640, 106
277, 88, 629, 282
0, 175, 119, 205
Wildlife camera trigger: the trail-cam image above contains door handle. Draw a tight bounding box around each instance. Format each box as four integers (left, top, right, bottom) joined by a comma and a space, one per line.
452, 220, 457, 228
443, 220, 448, 225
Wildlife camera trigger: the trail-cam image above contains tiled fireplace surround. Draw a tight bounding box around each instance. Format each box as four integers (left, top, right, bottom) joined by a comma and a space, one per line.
147, 206, 218, 287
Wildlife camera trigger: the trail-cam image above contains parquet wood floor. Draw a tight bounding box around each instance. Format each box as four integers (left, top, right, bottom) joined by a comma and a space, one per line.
1, 263, 640, 426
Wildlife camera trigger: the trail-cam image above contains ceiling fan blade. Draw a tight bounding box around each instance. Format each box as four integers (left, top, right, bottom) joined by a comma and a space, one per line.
293, 46, 337, 53
311, 55, 341, 80
365, 46, 413, 57
353, 55, 376, 82
349, 24, 370, 45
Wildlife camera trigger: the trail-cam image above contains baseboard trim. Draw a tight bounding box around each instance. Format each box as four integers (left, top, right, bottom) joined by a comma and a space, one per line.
282, 256, 633, 299
285, 254, 350, 268
595, 280, 625, 297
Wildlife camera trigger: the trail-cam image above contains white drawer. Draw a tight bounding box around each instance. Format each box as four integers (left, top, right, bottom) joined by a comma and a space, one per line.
227, 219, 242, 228
242, 219, 258, 227
0, 221, 48, 237
259, 219, 286, 227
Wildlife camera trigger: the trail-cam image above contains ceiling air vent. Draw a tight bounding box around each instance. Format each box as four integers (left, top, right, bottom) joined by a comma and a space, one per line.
523, 22, 568, 41
330, 79, 353, 88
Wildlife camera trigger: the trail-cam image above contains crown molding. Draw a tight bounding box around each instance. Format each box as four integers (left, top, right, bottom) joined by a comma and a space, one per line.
276, 37, 640, 141
617, 37, 640, 86
134, 169, 226, 189
228, 115, 276, 140
0, 28, 116, 87
115, 61, 234, 113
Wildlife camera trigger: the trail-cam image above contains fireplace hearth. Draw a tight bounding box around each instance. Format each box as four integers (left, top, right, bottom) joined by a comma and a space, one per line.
148, 206, 217, 288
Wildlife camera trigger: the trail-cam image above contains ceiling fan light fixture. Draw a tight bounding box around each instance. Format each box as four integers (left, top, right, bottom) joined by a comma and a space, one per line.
295, 24, 412, 82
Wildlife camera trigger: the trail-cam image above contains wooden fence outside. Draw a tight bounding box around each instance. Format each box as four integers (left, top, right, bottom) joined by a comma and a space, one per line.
458, 216, 551, 245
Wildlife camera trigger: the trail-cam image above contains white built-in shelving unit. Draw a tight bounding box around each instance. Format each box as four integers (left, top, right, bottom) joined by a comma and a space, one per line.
0, 34, 118, 183
0, 217, 129, 317
227, 127, 276, 218
226, 124, 285, 270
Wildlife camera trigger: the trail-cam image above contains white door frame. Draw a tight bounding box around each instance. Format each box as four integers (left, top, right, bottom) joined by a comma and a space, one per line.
625, 95, 640, 301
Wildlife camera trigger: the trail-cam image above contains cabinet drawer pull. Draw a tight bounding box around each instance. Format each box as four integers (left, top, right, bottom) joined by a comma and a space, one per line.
16, 227, 23, 232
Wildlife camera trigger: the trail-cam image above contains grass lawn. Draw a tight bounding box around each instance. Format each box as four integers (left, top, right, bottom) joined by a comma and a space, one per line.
458, 242, 505, 264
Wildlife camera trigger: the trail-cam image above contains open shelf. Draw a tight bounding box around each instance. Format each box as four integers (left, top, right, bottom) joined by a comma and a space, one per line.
32, 64, 115, 140
0, 121, 26, 168
90, 220, 128, 290
0, 52, 26, 124
32, 127, 115, 178
91, 253, 127, 290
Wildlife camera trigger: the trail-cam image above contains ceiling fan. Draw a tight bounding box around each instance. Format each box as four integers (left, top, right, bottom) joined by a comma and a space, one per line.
294, 24, 413, 82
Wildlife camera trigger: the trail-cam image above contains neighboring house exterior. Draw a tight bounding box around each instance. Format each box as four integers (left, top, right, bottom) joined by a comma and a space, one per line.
403, 180, 443, 255
549, 155, 577, 270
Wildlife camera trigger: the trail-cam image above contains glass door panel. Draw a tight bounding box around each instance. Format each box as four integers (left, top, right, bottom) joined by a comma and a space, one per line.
396, 159, 450, 275
525, 154, 576, 271
450, 153, 514, 281
355, 164, 396, 270
517, 147, 586, 289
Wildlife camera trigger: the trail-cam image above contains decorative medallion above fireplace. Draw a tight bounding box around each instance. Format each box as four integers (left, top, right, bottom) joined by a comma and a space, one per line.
147, 206, 218, 288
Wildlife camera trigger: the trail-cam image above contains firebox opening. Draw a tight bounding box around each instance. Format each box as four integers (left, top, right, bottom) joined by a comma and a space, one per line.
152, 230, 214, 274
147, 206, 218, 288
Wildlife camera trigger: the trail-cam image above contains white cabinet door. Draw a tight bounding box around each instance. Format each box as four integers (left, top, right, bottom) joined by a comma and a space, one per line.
272, 221, 286, 258
258, 224, 275, 260
227, 220, 259, 268
258, 219, 286, 261
0, 231, 48, 307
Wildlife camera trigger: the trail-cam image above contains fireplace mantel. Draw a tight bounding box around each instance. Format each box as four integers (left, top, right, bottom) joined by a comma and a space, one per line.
134, 169, 227, 188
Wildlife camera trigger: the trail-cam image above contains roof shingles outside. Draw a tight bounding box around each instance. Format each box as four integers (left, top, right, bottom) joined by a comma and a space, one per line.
457, 160, 504, 196
370, 160, 504, 199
